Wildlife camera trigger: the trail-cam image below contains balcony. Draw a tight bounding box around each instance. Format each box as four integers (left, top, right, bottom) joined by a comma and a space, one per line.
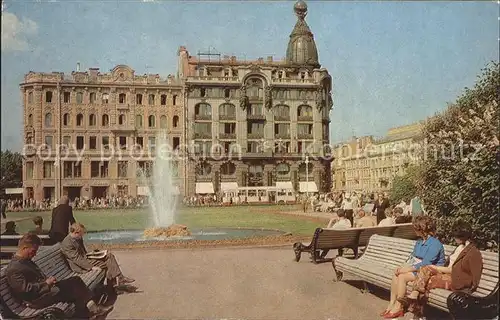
187, 76, 240, 83
247, 114, 265, 120
297, 133, 313, 140
297, 115, 313, 121
275, 133, 291, 139
23, 146, 37, 156
247, 133, 264, 139
194, 132, 212, 139
219, 133, 236, 139
271, 78, 315, 85
117, 103, 130, 111
195, 114, 212, 121
111, 125, 136, 132
244, 151, 274, 159
274, 115, 290, 121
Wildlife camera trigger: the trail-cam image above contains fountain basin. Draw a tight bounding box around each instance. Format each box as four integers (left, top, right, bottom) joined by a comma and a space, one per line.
84, 228, 286, 244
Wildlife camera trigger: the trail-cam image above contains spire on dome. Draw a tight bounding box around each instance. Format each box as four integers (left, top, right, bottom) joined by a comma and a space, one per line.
286, 0, 319, 67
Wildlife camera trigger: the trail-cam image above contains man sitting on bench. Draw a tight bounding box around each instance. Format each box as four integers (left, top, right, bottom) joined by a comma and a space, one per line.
61, 223, 135, 288
5, 233, 112, 318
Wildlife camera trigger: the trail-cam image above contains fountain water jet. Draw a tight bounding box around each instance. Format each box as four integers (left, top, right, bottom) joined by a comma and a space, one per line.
140, 132, 191, 238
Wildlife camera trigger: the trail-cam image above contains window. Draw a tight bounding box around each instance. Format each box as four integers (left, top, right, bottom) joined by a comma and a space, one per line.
64, 161, 82, 178
136, 94, 143, 105
89, 136, 97, 150
196, 162, 212, 176
26, 162, 33, 179
173, 95, 177, 106
27, 92, 33, 104
45, 91, 53, 103
274, 123, 290, 135
148, 137, 156, 153
297, 124, 313, 135
63, 92, 70, 103
276, 163, 290, 175
100, 161, 109, 178
118, 161, 128, 178
194, 123, 212, 137
91, 161, 100, 178
119, 93, 126, 104
160, 115, 167, 129
275, 105, 290, 119
76, 114, 84, 126
137, 161, 153, 177
221, 162, 236, 175
63, 136, 71, 146
172, 115, 179, 128
119, 136, 127, 150
219, 122, 236, 135
136, 115, 143, 128
200, 88, 206, 98
148, 115, 155, 128
89, 114, 96, 126
102, 136, 109, 149
136, 136, 143, 148
173, 137, 180, 150
274, 141, 291, 153
118, 114, 126, 125
43, 161, 53, 178
44, 136, 53, 149
247, 122, 264, 135
224, 88, 231, 98
76, 92, 83, 104
102, 114, 109, 126
102, 93, 109, 104
76, 136, 84, 150
247, 104, 263, 116
27, 114, 33, 126
247, 141, 263, 153
63, 113, 70, 126
219, 103, 236, 118
90, 92, 96, 103
194, 103, 211, 117
148, 94, 155, 105
161, 94, 167, 105
247, 78, 263, 99
44, 113, 52, 127
298, 105, 313, 117
298, 162, 314, 174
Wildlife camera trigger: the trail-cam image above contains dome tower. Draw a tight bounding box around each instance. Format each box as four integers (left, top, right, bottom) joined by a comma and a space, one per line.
286, 0, 320, 67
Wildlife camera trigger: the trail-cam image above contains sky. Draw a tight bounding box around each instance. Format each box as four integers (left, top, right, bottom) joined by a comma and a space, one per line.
1, 0, 498, 151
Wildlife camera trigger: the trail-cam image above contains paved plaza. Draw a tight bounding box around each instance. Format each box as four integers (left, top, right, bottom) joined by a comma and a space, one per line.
108, 246, 395, 320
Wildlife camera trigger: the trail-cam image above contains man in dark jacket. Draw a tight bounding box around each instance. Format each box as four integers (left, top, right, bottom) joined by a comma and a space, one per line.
372, 193, 390, 224
5, 233, 112, 317
1, 198, 7, 219
49, 196, 76, 242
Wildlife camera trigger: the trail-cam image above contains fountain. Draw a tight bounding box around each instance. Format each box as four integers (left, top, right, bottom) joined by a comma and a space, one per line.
141, 132, 191, 238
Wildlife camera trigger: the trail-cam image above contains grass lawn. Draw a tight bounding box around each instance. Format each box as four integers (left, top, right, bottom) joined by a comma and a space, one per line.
6, 205, 324, 237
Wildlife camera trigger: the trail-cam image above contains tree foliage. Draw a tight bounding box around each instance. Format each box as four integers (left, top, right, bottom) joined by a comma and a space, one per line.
389, 165, 421, 204
0, 150, 23, 192
416, 62, 499, 250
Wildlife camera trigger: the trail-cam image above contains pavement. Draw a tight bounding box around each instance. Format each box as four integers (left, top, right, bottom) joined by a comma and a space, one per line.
107, 247, 400, 320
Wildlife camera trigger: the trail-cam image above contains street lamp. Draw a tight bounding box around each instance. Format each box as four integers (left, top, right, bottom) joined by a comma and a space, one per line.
305, 154, 310, 199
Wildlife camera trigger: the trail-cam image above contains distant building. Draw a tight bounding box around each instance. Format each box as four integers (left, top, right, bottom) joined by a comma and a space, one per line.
332, 123, 422, 193
21, 0, 333, 201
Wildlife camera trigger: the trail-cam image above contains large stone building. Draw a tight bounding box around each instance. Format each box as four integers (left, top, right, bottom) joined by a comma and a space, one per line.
332, 123, 422, 193
21, 0, 333, 201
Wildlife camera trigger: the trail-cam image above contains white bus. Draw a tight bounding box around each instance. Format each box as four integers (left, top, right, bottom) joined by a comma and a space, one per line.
221, 186, 296, 205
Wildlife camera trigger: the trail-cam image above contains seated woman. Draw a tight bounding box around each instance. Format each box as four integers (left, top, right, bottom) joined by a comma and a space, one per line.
398, 220, 483, 317
380, 215, 446, 318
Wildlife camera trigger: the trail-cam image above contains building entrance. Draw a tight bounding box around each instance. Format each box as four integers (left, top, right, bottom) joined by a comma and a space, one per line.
92, 186, 108, 198
43, 187, 55, 202
64, 187, 82, 201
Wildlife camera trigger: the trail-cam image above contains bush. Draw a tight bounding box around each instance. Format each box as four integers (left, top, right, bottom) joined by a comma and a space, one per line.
417, 62, 499, 250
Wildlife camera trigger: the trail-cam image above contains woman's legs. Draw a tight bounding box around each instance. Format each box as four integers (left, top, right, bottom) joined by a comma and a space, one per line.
385, 273, 399, 311
390, 272, 416, 312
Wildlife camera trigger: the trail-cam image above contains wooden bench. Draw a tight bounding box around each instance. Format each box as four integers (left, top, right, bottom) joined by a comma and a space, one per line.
332, 235, 499, 319
0, 244, 106, 319
293, 223, 417, 263
0, 235, 57, 260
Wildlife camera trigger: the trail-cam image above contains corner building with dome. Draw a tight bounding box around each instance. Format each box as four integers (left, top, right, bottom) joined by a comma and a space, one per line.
20, 0, 333, 201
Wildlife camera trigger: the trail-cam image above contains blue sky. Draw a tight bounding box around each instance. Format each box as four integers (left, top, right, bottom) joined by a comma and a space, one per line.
1, 0, 498, 151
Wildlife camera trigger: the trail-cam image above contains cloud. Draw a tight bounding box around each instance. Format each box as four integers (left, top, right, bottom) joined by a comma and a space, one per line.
1, 11, 38, 52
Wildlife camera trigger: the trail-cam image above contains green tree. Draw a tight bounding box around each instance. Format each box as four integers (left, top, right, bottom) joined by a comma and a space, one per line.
389, 165, 421, 204
0, 150, 23, 192
417, 62, 499, 250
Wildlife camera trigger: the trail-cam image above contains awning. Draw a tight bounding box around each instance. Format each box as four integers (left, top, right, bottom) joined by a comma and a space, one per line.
137, 186, 149, 196
275, 181, 293, 190
196, 182, 215, 194
5, 188, 23, 195
299, 181, 318, 193
221, 182, 239, 192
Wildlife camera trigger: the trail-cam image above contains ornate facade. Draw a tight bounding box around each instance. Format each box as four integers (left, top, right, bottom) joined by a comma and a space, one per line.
20, 0, 333, 201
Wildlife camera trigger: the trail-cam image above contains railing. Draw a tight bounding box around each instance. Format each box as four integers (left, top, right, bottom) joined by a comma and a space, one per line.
188, 76, 240, 82
247, 133, 264, 139
194, 132, 212, 139
247, 114, 265, 120
219, 133, 236, 139
219, 114, 236, 121
195, 114, 212, 121
297, 133, 313, 139
272, 78, 315, 84
274, 115, 290, 121
275, 133, 291, 139
297, 116, 313, 121
111, 125, 136, 132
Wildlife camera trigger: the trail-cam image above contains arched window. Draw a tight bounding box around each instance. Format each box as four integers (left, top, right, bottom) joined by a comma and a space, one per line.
44, 113, 52, 127
196, 162, 212, 176
246, 78, 263, 99
194, 103, 212, 117
28, 92, 33, 104
172, 115, 179, 128
88, 114, 96, 126
298, 105, 313, 117
276, 163, 290, 176
63, 113, 70, 126
275, 105, 290, 119
118, 114, 126, 125
102, 114, 109, 126
298, 162, 314, 174
76, 114, 84, 126
221, 162, 236, 175
136, 94, 143, 105
102, 93, 109, 104
160, 116, 167, 129
118, 93, 126, 104
27, 114, 33, 126
148, 115, 156, 128
160, 94, 167, 106
219, 103, 235, 119
136, 115, 143, 128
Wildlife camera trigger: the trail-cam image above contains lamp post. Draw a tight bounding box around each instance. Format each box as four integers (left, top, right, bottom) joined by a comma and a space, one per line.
54, 158, 59, 206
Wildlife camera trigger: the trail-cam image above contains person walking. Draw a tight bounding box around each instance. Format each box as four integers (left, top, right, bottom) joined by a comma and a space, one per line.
1, 198, 7, 219
49, 196, 76, 242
